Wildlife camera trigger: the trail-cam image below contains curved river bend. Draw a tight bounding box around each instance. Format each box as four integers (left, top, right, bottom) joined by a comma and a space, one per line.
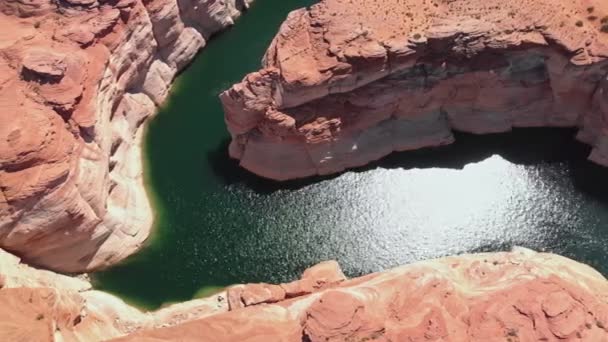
94, 0, 608, 309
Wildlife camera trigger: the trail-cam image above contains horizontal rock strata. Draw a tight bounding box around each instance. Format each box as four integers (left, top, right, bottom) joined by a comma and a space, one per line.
113, 248, 608, 341
0, 0, 253, 272
221, 0, 608, 180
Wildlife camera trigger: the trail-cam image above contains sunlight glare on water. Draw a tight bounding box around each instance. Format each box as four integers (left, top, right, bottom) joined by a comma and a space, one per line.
93, 0, 608, 309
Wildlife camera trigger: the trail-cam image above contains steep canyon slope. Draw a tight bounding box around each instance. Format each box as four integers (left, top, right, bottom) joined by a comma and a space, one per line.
222, 0, 608, 180
0, 0, 253, 272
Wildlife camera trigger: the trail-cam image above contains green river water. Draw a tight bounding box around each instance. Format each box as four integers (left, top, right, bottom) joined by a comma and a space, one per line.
93, 0, 608, 309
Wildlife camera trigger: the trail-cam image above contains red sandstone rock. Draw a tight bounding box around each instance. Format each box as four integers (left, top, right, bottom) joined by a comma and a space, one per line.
22, 49, 67, 80
114, 248, 608, 341
303, 290, 385, 342
0, 248, 352, 341
221, 0, 608, 180
227, 260, 346, 309
0, 0, 253, 272
283, 259, 346, 296
228, 283, 286, 309
0, 248, 232, 341
2, 245, 608, 341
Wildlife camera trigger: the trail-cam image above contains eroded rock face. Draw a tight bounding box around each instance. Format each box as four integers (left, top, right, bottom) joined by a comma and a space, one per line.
3, 244, 608, 341
226, 260, 346, 309
0, 0, 253, 272
221, 0, 608, 180
114, 248, 608, 341
0, 248, 232, 341
0, 247, 352, 341
21, 49, 67, 81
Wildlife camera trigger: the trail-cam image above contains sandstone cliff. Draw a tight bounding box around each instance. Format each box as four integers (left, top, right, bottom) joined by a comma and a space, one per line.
221, 0, 608, 180
4, 247, 603, 341
0, 248, 232, 341
0, 0, 253, 272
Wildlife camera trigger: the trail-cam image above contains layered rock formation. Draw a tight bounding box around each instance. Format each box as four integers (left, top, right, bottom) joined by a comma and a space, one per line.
0, 0, 253, 272
111, 248, 608, 341
0, 248, 232, 341
221, 0, 608, 180
4, 247, 608, 341
0, 247, 351, 341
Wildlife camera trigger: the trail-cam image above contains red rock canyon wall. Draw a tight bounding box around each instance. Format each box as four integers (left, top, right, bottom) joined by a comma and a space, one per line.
221, 0, 608, 180
3, 1, 608, 340
0, 0, 253, 272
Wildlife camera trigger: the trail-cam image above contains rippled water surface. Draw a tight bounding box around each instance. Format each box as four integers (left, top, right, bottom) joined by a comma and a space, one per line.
93, 0, 608, 309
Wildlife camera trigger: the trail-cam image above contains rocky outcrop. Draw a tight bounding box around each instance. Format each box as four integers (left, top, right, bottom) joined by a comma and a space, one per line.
0, 247, 347, 341
0, 248, 231, 341
221, 0, 608, 180
0, 0, 253, 272
4, 247, 608, 341
110, 247, 608, 341
226, 260, 346, 310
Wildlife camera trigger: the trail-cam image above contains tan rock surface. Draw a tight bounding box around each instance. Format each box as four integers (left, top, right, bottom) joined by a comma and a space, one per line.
0, 0, 253, 272
3, 243, 608, 341
0, 248, 231, 341
222, 0, 608, 180
0, 247, 350, 341
114, 247, 608, 341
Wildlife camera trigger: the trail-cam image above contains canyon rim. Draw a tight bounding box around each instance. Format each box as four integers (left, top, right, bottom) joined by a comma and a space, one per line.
221, 0, 608, 180
2, 0, 608, 341
0, 0, 253, 272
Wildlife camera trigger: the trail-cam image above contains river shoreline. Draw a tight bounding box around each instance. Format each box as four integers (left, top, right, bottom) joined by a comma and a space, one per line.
92, 0, 608, 311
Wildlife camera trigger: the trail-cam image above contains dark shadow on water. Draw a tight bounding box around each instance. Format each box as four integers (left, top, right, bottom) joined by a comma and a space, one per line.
208, 127, 608, 202
207, 139, 343, 193
569, 155, 608, 203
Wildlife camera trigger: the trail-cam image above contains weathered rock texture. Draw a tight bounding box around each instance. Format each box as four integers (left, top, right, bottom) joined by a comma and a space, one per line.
111, 247, 608, 341
0, 248, 349, 341
221, 0, 608, 180
0, 0, 253, 272
0, 248, 231, 341
4, 247, 608, 341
